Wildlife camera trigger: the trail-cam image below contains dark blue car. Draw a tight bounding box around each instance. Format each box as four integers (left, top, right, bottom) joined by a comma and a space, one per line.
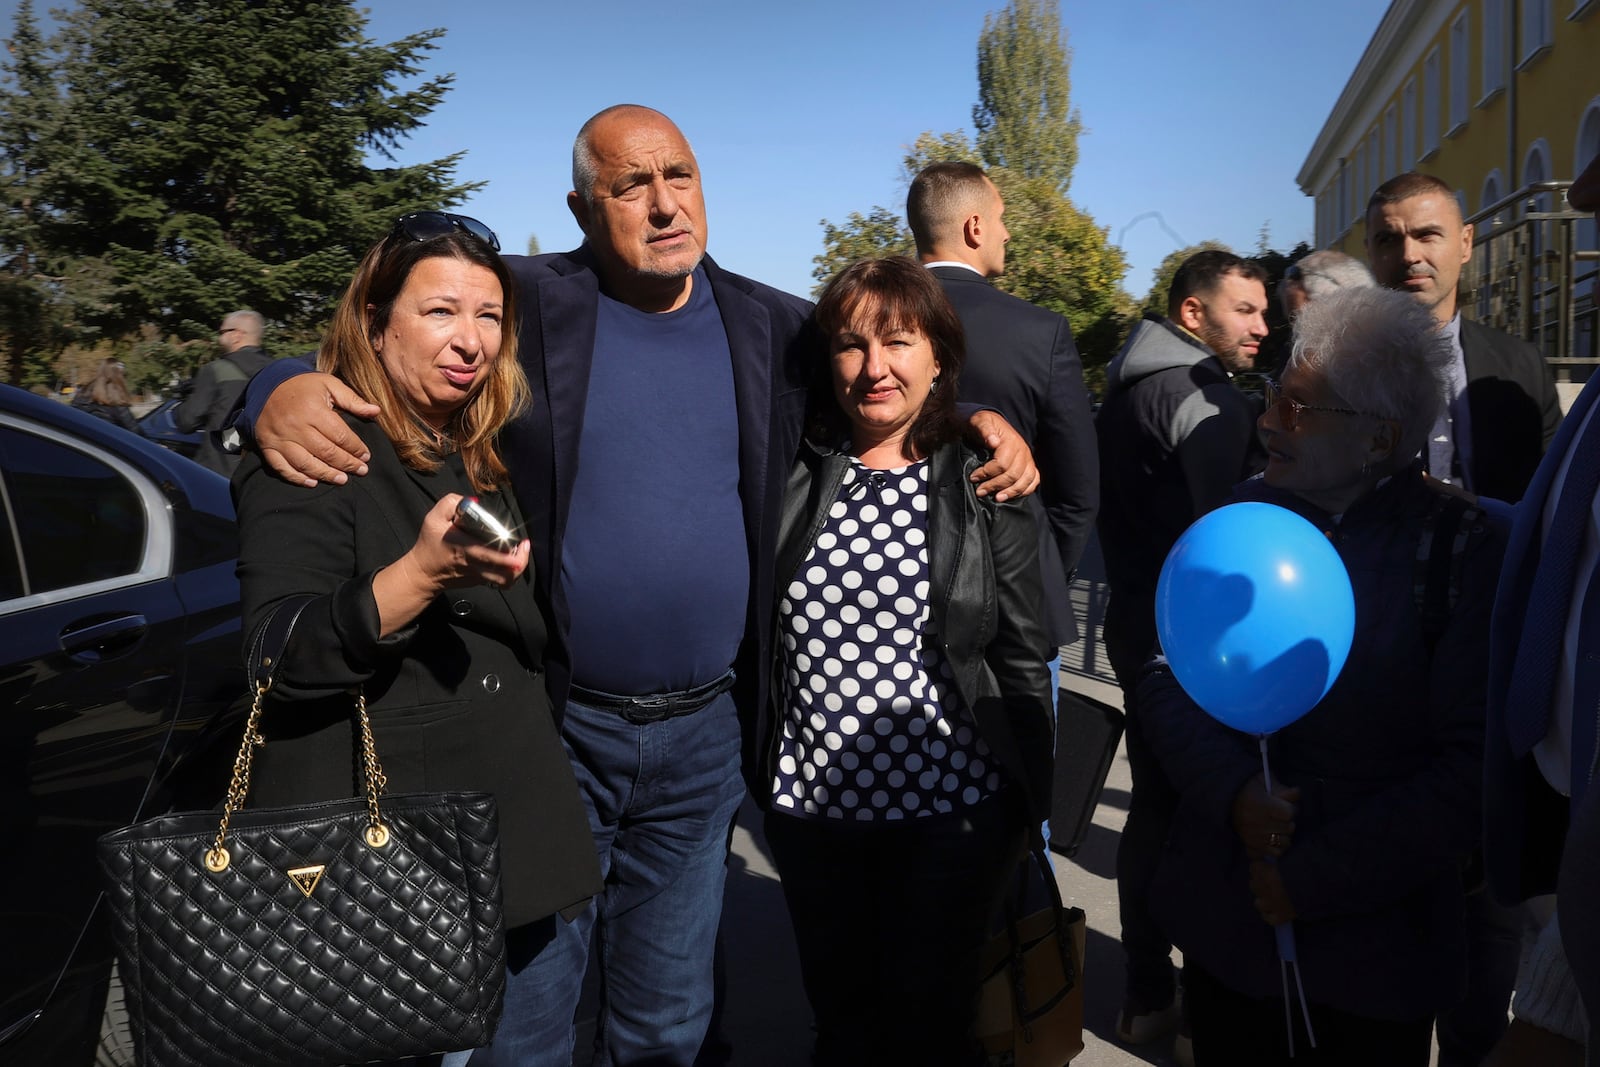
0, 385, 242, 1064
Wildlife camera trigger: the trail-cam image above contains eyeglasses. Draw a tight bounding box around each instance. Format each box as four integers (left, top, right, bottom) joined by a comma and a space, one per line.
392, 211, 501, 252
1263, 377, 1363, 431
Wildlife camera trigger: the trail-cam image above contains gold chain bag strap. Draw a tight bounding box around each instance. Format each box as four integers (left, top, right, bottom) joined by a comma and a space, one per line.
97, 594, 507, 1067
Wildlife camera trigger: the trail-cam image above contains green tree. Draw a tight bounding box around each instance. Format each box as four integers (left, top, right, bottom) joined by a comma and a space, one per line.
972, 0, 1081, 192
25, 0, 479, 379
811, 206, 915, 289
813, 0, 1124, 367
526, 234, 541, 256
0, 0, 66, 387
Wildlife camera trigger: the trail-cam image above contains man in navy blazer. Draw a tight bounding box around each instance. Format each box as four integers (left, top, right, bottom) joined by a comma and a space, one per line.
1366, 169, 1565, 1066
1366, 171, 1561, 503
1482, 152, 1600, 1067
906, 161, 1098, 668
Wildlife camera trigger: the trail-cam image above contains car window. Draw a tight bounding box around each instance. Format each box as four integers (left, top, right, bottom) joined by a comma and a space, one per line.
0, 425, 146, 597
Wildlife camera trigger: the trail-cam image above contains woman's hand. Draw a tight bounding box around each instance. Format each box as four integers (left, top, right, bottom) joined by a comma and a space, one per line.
1249, 860, 1297, 926
1231, 772, 1299, 859
373, 494, 530, 635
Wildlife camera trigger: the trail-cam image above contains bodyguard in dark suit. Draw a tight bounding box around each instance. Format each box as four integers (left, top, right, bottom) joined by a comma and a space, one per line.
1366, 170, 1563, 1066
907, 161, 1099, 657
1460, 316, 1563, 502
1366, 171, 1561, 504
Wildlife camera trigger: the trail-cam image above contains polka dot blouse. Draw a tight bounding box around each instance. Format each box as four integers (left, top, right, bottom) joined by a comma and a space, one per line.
771, 457, 1003, 821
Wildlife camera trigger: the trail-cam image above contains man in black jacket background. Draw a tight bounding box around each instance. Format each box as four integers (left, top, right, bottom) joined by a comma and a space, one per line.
176, 309, 274, 475
1094, 249, 1269, 1050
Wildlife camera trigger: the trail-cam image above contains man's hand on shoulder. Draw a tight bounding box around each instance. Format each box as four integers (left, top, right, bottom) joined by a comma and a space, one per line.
258, 373, 379, 487
966, 409, 1039, 501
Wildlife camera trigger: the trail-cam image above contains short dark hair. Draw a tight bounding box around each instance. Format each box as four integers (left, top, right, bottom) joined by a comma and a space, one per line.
906, 161, 991, 252
1366, 171, 1457, 216
1166, 250, 1268, 319
811, 257, 965, 458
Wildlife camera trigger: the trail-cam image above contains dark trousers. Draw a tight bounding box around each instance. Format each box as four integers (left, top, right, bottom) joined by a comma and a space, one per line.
764, 792, 1027, 1067
1185, 962, 1433, 1067
1106, 617, 1179, 1010
1434, 882, 1522, 1067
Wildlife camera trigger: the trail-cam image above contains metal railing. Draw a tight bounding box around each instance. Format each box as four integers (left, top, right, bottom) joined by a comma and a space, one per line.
1462, 179, 1600, 380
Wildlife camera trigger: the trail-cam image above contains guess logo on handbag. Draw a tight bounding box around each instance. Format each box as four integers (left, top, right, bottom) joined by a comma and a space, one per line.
287, 864, 326, 898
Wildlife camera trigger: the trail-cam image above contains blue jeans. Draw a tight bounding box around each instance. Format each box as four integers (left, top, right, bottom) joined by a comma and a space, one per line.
465, 691, 747, 1067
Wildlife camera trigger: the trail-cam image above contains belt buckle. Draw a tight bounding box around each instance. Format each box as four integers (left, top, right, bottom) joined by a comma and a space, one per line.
622, 695, 676, 725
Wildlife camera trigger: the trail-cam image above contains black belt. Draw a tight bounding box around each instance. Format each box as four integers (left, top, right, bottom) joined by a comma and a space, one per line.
568, 669, 736, 725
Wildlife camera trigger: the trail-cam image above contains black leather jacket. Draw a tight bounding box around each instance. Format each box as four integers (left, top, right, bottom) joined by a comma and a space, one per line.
762, 438, 1055, 825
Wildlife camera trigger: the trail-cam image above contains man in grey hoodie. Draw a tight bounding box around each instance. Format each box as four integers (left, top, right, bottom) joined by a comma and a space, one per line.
1094, 249, 1269, 1049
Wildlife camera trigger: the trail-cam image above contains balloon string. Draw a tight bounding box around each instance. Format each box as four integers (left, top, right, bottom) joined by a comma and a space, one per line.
1280, 960, 1295, 1058
1260, 732, 1318, 1051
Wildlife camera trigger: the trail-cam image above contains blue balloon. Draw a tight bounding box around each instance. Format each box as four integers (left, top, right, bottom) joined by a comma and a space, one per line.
1155, 502, 1355, 735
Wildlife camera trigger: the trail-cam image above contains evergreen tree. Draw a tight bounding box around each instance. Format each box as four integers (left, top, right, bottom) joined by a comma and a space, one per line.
31, 0, 479, 376
0, 0, 64, 386
972, 0, 1081, 192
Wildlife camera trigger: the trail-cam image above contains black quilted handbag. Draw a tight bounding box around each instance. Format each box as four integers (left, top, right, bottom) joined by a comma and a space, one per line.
97, 595, 507, 1066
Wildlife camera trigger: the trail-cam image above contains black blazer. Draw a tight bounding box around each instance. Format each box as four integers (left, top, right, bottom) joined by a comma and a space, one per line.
930, 266, 1099, 647
233, 417, 603, 928
501, 248, 820, 796
1461, 316, 1562, 503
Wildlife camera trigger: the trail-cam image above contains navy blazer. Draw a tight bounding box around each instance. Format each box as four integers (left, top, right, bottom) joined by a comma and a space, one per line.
1486, 371, 1600, 1040
501, 247, 819, 792
930, 266, 1099, 647
1461, 316, 1561, 503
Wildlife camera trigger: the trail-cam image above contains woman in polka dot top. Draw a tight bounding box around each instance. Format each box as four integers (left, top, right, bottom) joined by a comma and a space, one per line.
761, 257, 1055, 1066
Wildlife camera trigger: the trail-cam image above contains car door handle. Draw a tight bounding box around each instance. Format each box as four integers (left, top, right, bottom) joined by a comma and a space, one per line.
60, 614, 149, 663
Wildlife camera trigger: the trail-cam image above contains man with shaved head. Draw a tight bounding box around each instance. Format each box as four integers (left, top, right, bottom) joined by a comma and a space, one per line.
1365, 171, 1560, 503
907, 160, 1099, 697
175, 309, 274, 474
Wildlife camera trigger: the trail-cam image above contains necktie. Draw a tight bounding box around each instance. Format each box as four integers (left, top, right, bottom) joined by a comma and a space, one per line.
1506, 411, 1600, 757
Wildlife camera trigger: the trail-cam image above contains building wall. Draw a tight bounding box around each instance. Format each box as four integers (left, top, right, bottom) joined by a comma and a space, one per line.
1304, 0, 1600, 254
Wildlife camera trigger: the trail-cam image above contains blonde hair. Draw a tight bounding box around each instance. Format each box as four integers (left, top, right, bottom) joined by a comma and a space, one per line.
318, 230, 528, 492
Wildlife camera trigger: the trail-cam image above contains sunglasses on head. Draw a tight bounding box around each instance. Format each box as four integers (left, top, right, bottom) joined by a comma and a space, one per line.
1263, 377, 1363, 431
392, 211, 501, 252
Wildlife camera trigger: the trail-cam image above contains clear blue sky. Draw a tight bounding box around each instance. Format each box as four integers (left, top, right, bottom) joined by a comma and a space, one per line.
5, 0, 1394, 300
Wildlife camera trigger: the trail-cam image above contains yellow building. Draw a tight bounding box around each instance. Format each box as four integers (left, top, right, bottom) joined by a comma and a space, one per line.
1297, 0, 1600, 366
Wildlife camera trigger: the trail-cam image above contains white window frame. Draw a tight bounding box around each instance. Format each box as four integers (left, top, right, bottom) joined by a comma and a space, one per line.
1422, 48, 1442, 159
1402, 78, 1418, 171
1481, 0, 1506, 104
1448, 12, 1469, 135
1384, 105, 1398, 177
1520, 0, 1553, 65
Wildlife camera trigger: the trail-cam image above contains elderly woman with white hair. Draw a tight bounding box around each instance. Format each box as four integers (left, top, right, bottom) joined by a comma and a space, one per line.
1138, 285, 1507, 1066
